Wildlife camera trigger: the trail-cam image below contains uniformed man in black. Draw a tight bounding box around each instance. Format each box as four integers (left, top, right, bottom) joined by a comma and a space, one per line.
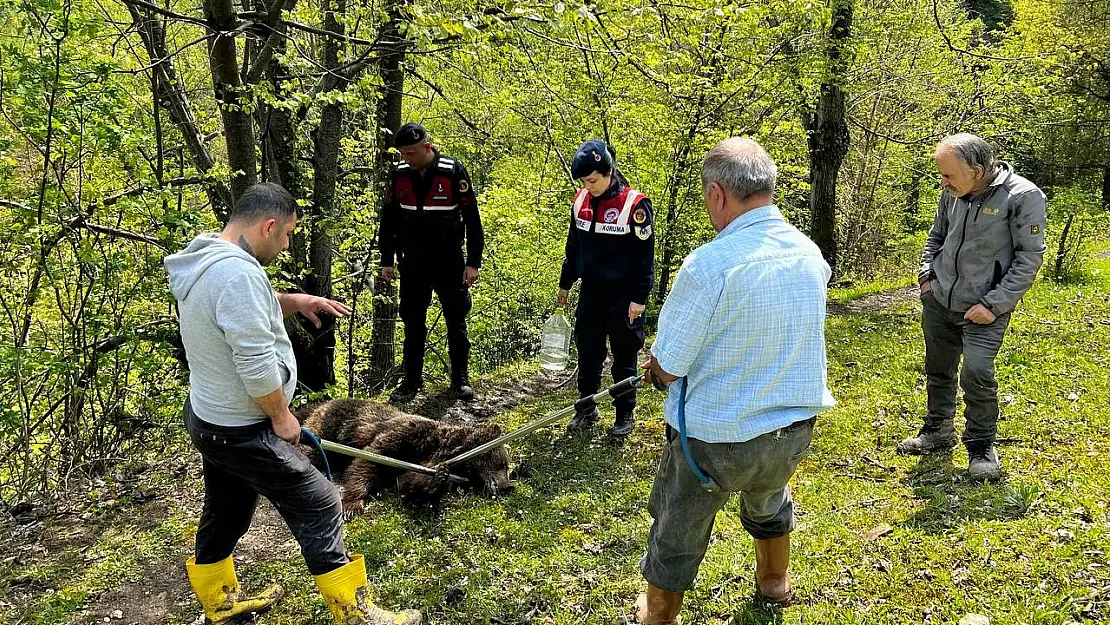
558, 140, 654, 438
380, 123, 483, 403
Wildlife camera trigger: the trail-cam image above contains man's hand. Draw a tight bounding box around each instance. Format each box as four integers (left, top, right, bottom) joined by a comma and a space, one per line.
642, 355, 678, 391
964, 303, 996, 324
279, 293, 352, 328
920, 280, 932, 294
272, 409, 301, 444
463, 266, 480, 287
381, 266, 398, 283
628, 301, 646, 324
557, 289, 570, 307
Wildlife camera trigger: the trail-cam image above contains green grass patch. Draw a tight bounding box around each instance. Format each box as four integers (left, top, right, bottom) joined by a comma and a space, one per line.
15, 255, 1110, 625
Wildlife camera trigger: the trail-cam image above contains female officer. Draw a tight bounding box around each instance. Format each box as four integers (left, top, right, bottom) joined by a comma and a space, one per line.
557, 140, 655, 438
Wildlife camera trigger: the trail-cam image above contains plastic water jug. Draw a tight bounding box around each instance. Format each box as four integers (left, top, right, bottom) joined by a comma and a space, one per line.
539, 309, 572, 371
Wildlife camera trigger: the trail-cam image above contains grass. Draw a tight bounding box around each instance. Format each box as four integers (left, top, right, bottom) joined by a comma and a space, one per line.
5, 255, 1110, 625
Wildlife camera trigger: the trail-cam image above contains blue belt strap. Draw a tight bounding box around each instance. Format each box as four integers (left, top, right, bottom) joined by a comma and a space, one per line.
675, 377, 720, 492
300, 427, 333, 482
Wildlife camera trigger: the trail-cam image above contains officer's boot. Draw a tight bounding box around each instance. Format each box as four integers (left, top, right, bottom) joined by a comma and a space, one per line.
966, 441, 1002, 482
897, 418, 957, 455
451, 371, 476, 402
610, 408, 635, 438
566, 395, 599, 432
390, 367, 423, 404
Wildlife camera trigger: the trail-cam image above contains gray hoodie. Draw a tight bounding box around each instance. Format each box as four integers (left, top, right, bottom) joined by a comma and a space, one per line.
919, 163, 1047, 315
165, 234, 297, 427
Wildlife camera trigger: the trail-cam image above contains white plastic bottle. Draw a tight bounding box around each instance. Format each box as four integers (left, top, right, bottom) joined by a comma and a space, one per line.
539, 309, 572, 371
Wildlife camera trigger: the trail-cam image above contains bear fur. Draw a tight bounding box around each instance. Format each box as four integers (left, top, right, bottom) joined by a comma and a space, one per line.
297, 398, 514, 513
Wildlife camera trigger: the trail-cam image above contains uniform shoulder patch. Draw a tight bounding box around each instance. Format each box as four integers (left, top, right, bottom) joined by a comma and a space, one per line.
632, 207, 648, 224
1031, 223, 1041, 235
983, 206, 999, 215
635, 224, 652, 240
459, 180, 470, 192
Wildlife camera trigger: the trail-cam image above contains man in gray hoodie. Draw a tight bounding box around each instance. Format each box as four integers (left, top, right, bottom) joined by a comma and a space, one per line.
165, 182, 421, 625
899, 134, 1046, 482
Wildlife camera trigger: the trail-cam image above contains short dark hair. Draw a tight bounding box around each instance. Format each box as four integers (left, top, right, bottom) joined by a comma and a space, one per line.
228, 182, 301, 224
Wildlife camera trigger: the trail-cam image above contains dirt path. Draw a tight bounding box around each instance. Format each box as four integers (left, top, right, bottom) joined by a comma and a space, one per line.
827, 284, 920, 316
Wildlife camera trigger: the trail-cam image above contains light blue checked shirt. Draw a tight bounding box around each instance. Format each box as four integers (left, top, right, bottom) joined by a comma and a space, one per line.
651, 205, 836, 443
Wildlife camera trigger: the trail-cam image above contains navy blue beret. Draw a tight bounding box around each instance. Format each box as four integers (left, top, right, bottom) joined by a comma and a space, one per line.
395, 123, 427, 148
571, 139, 615, 179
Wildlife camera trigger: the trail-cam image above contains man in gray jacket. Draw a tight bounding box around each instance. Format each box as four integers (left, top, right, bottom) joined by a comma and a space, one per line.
899, 133, 1046, 481
166, 182, 421, 625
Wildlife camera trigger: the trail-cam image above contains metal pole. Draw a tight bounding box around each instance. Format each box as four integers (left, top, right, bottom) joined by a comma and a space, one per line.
444, 375, 643, 467
317, 438, 468, 484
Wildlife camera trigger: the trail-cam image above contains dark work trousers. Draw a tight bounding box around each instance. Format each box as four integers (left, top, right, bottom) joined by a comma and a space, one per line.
399, 258, 473, 384
575, 287, 646, 414
184, 399, 347, 576
921, 291, 1012, 447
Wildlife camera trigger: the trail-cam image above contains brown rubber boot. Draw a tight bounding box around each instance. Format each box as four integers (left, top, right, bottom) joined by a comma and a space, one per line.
754, 534, 795, 606
629, 585, 683, 624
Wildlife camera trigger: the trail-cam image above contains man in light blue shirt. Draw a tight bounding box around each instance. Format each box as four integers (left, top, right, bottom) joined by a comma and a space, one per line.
630, 138, 834, 624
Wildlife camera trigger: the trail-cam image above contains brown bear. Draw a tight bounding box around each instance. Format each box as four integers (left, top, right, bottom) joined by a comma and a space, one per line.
297, 398, 514, 513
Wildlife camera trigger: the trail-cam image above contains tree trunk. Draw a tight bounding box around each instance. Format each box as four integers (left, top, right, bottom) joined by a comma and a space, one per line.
365, 0, 409, 392
203, 0, 257, 204
654, 127, 697, 306
125, 4, 233, 221
290, 0, 349, 393
804, 0, 853, 276
1102, 164, 1110, 212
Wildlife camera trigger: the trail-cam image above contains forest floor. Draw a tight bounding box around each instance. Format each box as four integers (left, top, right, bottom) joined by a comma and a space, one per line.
4, 253, 1110, 625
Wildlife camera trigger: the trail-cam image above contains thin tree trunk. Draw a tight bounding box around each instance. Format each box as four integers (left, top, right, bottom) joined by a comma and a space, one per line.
203, 0, 257, 203
125, 4, 233, 221
1102, 164, 1110, 212
365, 0, 409, 392
291, 0, 349, 392
804, 0, 854, 276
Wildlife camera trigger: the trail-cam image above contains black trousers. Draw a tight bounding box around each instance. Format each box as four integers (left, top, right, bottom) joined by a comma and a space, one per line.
575, 293, 646, 414
184, 400, 347, 575
399, 259, 473, 383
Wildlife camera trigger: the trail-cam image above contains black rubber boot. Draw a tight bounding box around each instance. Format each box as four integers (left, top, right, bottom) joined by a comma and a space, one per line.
451, 373, 476, 402
610, 409, 635, 438
389, 380, 423, 404
566, 399, 599, 432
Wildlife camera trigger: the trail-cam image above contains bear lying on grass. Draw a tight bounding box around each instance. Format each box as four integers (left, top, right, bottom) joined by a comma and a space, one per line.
297, 399, 514, 513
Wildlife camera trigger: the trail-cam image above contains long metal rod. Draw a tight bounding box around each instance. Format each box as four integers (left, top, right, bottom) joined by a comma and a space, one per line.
317, 438, 468, 484
444, 375, 643, 467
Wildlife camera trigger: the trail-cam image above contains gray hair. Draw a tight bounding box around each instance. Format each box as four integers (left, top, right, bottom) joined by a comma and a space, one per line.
937, 133, 998, 176
701, 138, 778, 200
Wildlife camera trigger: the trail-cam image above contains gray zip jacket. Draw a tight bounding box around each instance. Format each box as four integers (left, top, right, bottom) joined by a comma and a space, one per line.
918, 163, 1046, 315
165, 234, 297, 427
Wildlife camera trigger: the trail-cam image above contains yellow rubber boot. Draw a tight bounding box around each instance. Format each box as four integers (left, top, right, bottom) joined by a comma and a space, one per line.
186, 556, 285, 624
314, 555, 421, 625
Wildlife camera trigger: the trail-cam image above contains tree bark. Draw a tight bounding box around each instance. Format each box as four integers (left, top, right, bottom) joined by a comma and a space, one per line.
124, 3, 233, 221
365, 0, 409, 392
804, 0, 854, 276
203, 0, 257, 204
290, 0, 349, 392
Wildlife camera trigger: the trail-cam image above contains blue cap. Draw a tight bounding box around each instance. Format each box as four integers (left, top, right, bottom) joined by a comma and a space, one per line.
395, 123, 427, 148
571, 139, 614, 179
